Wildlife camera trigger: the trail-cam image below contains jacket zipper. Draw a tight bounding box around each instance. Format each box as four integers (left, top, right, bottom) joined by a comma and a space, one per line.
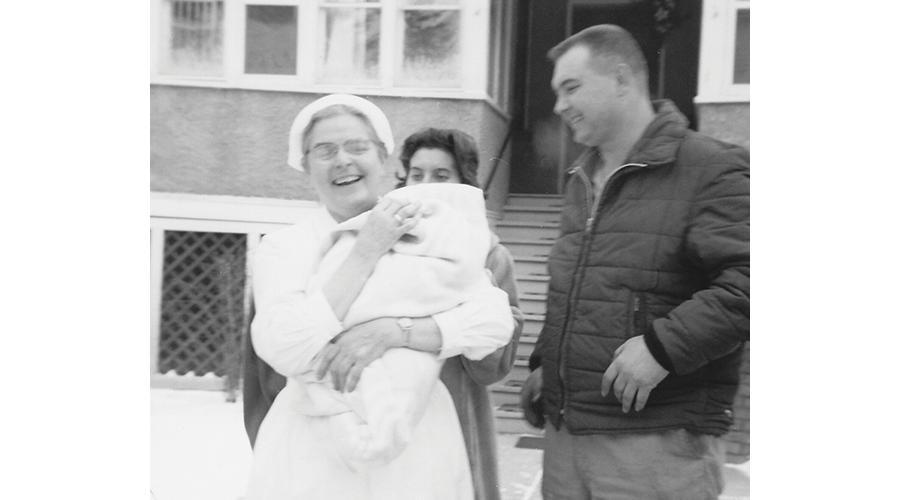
632, 292, 645, 332
556, 162, 647, 419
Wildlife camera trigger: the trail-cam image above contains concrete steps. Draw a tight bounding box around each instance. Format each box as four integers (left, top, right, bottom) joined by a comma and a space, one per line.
492, 194, 562, 434
505, 194, 564, 208
495, 220, 560, 241
516, 275, 549, 295
501, 239, 554, 259
519, 292, 546, 316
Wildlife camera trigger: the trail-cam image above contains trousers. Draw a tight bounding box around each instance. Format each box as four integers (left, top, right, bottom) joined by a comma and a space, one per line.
542, 422, 726, 500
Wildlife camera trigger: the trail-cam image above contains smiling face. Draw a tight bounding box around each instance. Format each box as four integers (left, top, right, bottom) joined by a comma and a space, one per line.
551, 44, 622, 148
304, 113, 387, 222
405, 148, 461, 185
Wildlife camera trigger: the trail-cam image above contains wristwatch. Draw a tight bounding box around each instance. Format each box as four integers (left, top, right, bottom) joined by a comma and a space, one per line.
397, 317, 413, 347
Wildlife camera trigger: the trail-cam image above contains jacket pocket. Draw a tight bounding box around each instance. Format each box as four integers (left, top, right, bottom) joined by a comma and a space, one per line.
626, 290, 649, 338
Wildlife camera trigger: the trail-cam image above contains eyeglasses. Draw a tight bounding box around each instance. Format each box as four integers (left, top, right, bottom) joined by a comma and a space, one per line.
306, 139, 382, 161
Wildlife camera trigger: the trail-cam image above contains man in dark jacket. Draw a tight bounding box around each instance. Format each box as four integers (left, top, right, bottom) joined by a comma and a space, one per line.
519, 24, 749, 499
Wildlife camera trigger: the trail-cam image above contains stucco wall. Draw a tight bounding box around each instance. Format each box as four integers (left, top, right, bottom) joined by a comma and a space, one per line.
696, 102, 750, 150
151, 86, 317, 200
151, 86, 511, 207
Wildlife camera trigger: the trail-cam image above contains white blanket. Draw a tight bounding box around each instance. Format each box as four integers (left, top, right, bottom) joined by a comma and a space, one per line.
298, 183, 501, 471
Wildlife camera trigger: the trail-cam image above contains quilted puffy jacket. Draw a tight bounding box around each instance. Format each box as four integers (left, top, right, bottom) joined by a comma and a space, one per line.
530, 100, 750, 436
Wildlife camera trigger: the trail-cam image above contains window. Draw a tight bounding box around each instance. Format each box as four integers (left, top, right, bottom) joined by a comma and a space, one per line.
245, 5, 298, 75
151, 0, 492, 98
319, 1, 382, 84
732, 8, 750, 84
159, 0, 225, 77
396, 0, 461, 87
697, 0, 750, 102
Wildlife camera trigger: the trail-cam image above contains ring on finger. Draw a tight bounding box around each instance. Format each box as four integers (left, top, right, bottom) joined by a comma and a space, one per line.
393, 213, 404, 223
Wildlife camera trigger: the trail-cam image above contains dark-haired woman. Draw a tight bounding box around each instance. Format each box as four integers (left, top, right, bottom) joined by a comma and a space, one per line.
397, 128, 525, 500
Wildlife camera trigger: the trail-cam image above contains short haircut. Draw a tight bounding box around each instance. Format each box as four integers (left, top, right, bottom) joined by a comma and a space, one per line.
548, 24, 649, 95
300, 104, 387, 167
396, 128, 480, 188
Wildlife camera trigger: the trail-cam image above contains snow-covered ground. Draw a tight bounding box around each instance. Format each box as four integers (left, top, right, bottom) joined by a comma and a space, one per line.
149, 388, 546, 500
150, 389, 252, 500
150, 388, 748, 500
722, 459, 751, 500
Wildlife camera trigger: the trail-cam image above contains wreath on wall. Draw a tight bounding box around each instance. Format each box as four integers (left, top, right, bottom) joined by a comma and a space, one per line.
652, 0, 681, 37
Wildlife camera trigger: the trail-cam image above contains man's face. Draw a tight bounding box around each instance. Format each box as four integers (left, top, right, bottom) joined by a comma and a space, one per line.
551, 44, 620, 148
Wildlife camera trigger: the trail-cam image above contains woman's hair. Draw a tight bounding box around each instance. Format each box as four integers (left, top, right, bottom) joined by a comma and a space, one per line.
299, 104, 388, 169
396, 128, 480, 188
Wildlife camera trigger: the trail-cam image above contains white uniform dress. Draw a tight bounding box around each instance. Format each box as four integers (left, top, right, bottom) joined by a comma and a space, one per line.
245, 184, 514, 500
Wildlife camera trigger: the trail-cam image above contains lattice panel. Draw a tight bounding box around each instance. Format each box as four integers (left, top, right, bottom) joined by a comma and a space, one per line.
158, 231, 247, 377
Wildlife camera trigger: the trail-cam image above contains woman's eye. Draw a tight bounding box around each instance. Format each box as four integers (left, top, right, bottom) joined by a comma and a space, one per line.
345, 144, 367, 154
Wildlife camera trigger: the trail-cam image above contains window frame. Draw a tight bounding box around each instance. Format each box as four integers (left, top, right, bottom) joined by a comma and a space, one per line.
235, 0, 308, 84
485, 0, 513, 114
316, 1, 385, 87
150, 0, 491, 100
696, 0, 750, 103
394, 1, 463, 89
151, 0, 230, 81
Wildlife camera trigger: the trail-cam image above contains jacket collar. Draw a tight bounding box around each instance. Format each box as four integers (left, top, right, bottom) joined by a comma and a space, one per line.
571, 99, 689, 173
625, 99, 689, 166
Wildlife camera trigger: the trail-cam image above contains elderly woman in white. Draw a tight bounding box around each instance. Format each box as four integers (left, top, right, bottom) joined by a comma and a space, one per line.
244, 94, 514, 500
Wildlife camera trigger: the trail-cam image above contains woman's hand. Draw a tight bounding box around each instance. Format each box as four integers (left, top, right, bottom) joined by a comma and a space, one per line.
315, 317, 402, 392
353, 197, 423, 259
322, 197, 425, 322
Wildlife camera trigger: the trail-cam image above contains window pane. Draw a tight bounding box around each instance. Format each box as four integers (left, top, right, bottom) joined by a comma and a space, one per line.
488, 0, 500, 98
160, 0, 224, 76
733, 8, 750, 84
245, 5, 298, 75
487, 0, 509, 106
398, 10, 460, 87
319, 7, 381, 83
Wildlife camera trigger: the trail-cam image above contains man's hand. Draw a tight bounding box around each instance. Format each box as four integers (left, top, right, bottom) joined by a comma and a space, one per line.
520, 367, 545, 429
600, 336, 669, 413
314, 317, 399, 392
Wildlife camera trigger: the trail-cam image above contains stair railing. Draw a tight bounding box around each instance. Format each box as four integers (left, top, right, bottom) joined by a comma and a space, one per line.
481, 126, 513, 199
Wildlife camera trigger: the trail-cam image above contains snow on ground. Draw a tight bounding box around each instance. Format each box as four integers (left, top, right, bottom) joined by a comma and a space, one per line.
150, 388, 746, 500
722, 460, 751, 499
149, 388, 546, 500
151, 389, 252, 500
